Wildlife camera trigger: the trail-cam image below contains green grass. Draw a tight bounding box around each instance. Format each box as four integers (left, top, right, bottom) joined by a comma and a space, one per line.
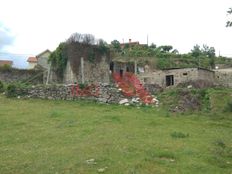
0, 95, 232, 173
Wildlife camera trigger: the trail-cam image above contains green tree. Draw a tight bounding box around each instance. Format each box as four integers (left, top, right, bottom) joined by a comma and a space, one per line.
157, 45, 173, 53
149, 43, 156, 49
111, 40, 121, 52
202, 44, 215, 58
226, 8, 232, 27
191, 44, 202, 57
97, 39, 109, 54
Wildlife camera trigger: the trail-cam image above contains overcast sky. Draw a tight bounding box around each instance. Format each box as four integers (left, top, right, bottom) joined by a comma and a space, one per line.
0, 0, 232, 68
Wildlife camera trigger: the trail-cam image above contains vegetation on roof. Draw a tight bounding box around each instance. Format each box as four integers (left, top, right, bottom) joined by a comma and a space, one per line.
49, 33, 110, 80
49, 33, 232, 77
111, 42, 232, 70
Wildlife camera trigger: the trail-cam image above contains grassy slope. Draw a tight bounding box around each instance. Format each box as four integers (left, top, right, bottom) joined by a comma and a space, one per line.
0, 95, 232, 174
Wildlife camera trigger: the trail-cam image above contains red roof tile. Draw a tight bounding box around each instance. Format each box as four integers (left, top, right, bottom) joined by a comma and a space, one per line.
0, 60, 13, 67
27, 57, 38, 63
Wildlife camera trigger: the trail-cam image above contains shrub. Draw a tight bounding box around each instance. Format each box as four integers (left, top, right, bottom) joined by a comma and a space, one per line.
171, 131, 189, 138
6, 84, 17, 97
78, 83, 88, 90
224, 100, 232, 112
0, 64, 12, 72
0, 81, 4, 92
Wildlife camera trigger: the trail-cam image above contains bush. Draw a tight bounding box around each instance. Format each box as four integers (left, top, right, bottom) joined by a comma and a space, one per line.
0, 64, 12, 72
224, 100, 232, 112
0, 81, 4, 92
6, 84, 17, 97
171, 131, 189, 138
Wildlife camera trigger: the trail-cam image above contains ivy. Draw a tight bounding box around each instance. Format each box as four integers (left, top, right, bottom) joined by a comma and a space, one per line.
48, 42, 68, 79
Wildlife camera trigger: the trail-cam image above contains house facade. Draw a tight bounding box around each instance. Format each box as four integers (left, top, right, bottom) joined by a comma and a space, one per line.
36, 49, 51, 70
27, 57, 38, 69
111, 60, 216, 88
0, 60, 13, 67
138, 67, 215, 87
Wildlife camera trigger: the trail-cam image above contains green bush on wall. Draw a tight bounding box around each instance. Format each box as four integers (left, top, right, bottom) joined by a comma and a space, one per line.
6, 84, 17, 97
225, 100, 232, 112
0, 81, 4, 92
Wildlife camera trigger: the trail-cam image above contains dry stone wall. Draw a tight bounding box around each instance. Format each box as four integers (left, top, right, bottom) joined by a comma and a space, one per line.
21, 84, 128, 104
0, 68, 43, 84
16, 83, 158, 105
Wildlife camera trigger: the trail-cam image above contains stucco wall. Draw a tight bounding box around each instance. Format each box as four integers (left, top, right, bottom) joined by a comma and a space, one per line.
198, 69, 215, 81
28, 62, 37, 69
37, 51, 51, 70
138, 68, 215, 87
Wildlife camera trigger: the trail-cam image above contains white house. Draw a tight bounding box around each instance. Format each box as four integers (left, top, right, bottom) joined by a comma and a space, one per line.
27, 57, 38, 69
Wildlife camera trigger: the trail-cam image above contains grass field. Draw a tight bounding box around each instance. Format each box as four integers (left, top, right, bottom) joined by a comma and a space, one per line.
0, 95, 232, 174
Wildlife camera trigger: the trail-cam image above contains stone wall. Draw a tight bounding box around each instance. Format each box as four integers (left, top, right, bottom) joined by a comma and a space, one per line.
21, 84, 126, 104
198, 68, 215, 81
214, 69, 232, 87
0, 68, 43, 84
16, 83, 158, 105
62, 57, 110, 84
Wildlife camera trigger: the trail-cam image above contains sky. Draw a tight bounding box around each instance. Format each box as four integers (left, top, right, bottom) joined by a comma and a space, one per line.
0, 0, 232, 68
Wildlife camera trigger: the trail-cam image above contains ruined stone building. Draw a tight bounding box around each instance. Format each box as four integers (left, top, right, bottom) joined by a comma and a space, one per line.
214, 68, 232, 87
47, 49, 232, 88
63, 56, 110, 84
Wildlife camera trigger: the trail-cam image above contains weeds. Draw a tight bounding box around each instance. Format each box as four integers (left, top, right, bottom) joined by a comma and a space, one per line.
224, 100, 232, 112
170, 131, 189, 138
0, 80, 4, 92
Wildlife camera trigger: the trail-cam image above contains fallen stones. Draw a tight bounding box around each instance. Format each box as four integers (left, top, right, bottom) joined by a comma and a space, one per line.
86, 158, 96, 165
97, 167, 108, 173
119, 98, 129, 105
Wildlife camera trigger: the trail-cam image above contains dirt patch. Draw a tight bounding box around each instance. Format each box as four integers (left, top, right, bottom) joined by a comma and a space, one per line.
169, 89, 203, 112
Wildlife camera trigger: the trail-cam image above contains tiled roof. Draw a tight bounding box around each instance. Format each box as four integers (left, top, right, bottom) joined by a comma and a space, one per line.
36, 49, 51, 58
0, 60, 13, 66
27, 57, 38, 63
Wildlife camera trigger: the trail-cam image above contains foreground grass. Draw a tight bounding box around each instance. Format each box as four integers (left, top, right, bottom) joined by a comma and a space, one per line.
0, 95, 232, 174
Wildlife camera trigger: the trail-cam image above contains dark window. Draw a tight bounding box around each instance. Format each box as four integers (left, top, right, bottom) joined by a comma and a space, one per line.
126, 66, 129, 72
166, 75, 174, 86
110, 62, 114, 72
183, 73, 188, 76
120, 69, 123, 77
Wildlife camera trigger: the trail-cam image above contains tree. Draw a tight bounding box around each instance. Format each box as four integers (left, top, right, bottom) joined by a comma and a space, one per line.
202, 44, 215, 58
66, 33, 96, 45
191, 44, 201, 57
226, 8, 232, 27
111, 40, 121, 52
149, 43, 156, 49
157, 45, 173, 53
97, 39, 109, 54
171, 49, 179, 54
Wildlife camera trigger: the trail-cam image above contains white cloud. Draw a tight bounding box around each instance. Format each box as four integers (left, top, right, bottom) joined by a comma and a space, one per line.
0, 0, 231, 57
0, 23, 15, 50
